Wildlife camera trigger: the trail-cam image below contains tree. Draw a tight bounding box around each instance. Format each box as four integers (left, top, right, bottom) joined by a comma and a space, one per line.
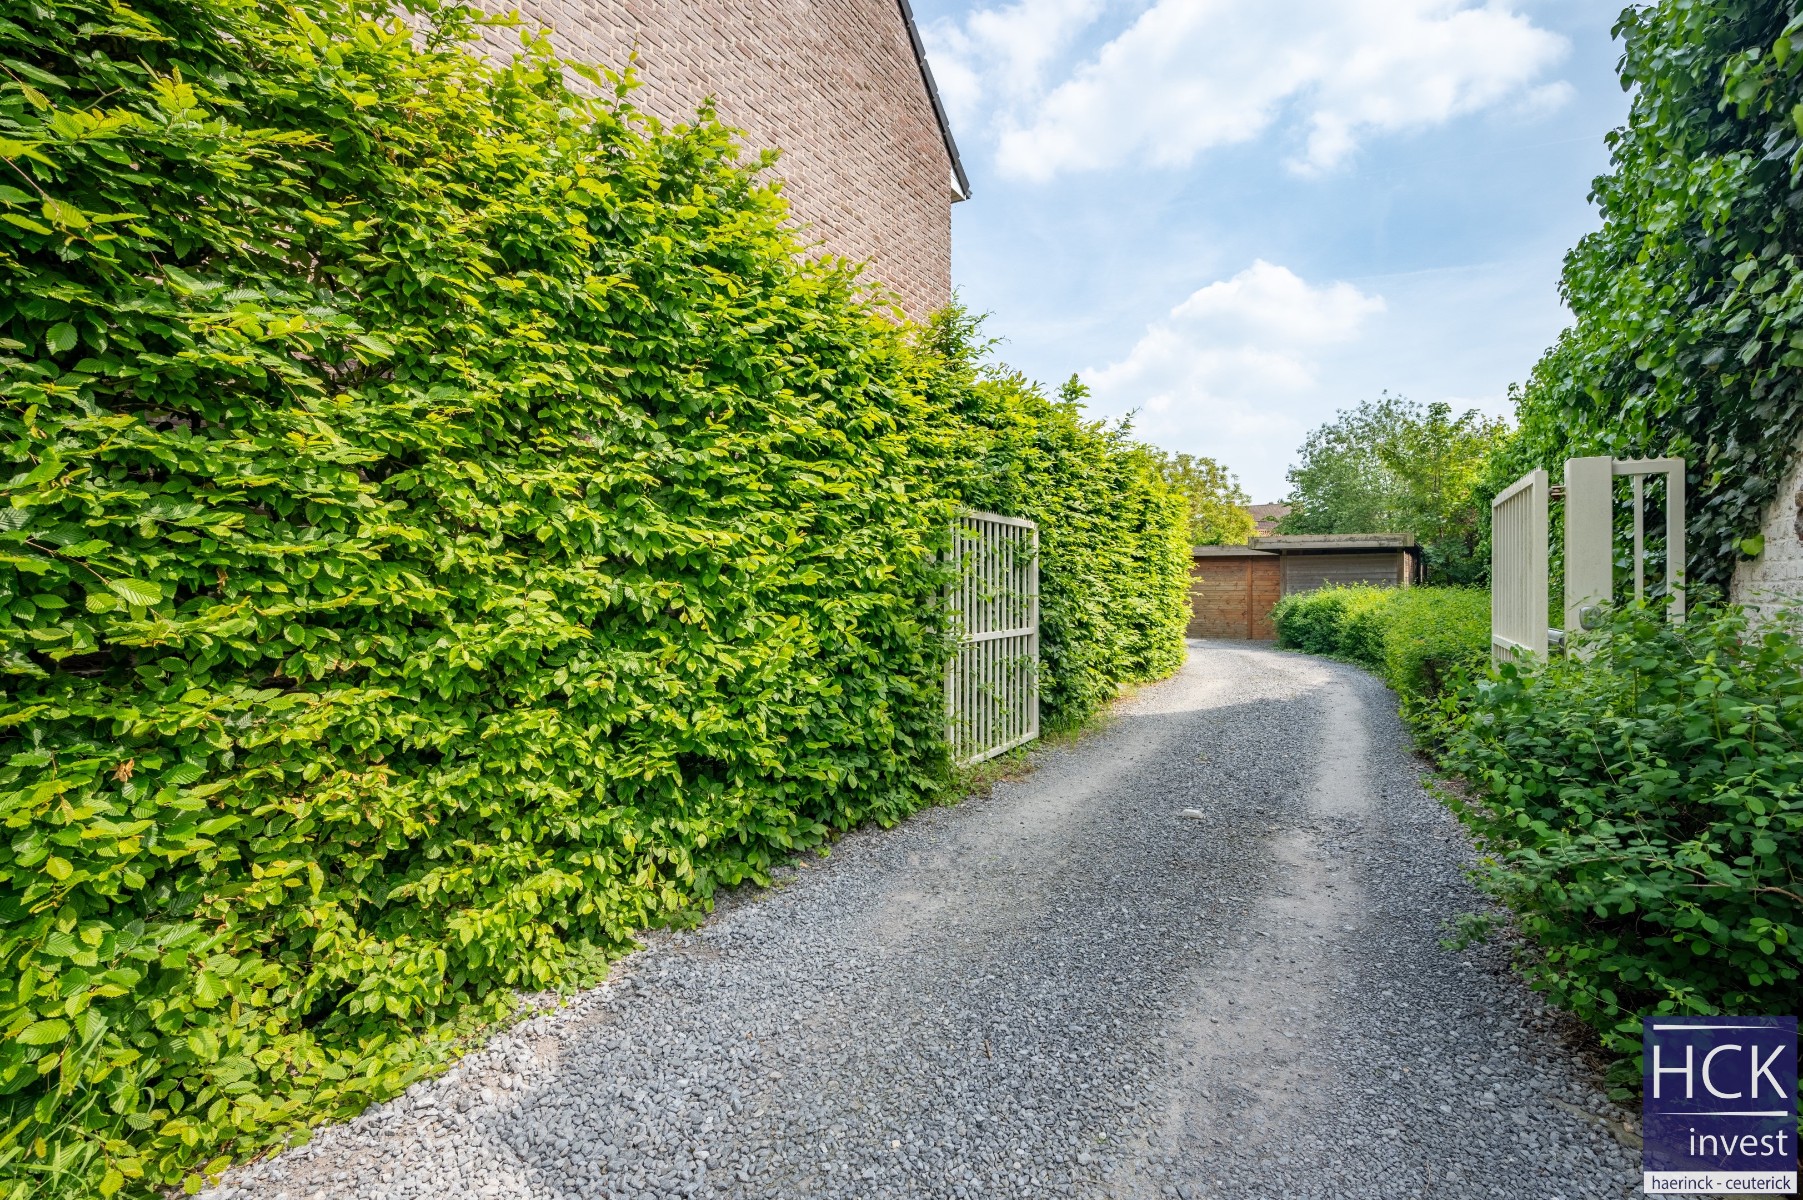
1157, 451, 1256, 546
1281, 395, 1511, 583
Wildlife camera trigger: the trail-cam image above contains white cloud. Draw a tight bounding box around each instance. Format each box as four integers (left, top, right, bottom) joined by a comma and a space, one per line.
1514, 81, 1579, 119
924, 0, 1106, 128
1166, 260, 1385, 343
931, 0, 1569, 181
1085, 262, 1386, 497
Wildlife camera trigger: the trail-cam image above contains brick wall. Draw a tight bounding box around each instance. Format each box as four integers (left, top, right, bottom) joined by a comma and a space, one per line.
1731, 435, 1803, 621
465, 0, 957, 318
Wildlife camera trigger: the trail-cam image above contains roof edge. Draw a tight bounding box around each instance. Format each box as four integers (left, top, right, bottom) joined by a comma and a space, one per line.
1252, 534, 1419, 550
894, 0, 970, 201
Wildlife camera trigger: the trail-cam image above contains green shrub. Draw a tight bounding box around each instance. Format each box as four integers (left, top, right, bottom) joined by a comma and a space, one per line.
1272, 585, 1491, 730
1379, 587, 1489, 722
0, 2, 1188, 1196
1333, 587, 1398, 672
1440, 604, 1803, 1075
1271, 586, 1375, 657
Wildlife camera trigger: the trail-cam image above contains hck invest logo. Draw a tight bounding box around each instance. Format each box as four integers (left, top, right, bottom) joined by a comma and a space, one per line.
1642, 1016, 1797, 1195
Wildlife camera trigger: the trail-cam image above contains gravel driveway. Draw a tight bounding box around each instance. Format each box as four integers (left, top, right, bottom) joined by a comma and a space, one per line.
206, 640, 1641, 1200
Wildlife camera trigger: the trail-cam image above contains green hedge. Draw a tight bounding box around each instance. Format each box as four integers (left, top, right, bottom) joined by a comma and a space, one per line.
913, 345, 1189, 728
1378, 589, 1491, 713
1333, 587, 1400, 671
1268, 584, 1369, 658
1270, 586, 1490, 726
0, 2, 1188, 1196
1439, 604, 1803, 1077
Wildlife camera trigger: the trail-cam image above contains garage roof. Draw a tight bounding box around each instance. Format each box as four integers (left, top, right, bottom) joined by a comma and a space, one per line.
1193, 534, 1419, 556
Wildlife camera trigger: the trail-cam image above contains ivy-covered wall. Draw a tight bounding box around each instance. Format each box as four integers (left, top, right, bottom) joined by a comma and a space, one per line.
0, 2, 1189, 1196
1510, 0, 1803, 592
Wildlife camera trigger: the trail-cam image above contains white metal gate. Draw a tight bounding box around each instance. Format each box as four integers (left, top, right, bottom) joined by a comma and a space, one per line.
947, 511, 1039, 766
1491, 468, 1549, 661
1491, 456, 1686, 661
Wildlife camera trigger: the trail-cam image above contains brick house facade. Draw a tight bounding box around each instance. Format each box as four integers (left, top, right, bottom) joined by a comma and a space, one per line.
470, 0, 966, 318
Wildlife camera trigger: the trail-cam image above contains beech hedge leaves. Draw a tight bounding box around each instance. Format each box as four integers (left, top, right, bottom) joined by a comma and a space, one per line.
0, 1, 1189, 1195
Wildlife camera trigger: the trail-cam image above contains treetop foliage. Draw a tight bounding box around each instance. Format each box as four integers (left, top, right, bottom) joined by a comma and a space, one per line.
1280, 395, 1509, 584
1155, 448, 1254, 547
0, 2, 1189, 1196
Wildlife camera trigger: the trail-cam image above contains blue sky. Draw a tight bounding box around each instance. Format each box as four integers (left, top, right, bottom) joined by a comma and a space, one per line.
912, 0, 1632, 502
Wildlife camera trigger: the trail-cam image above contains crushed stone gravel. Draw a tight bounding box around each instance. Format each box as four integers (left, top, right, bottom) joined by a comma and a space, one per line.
204, 641, 1642, 1200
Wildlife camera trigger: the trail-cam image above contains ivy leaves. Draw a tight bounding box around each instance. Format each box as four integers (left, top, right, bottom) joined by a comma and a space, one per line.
1514, 0, 1803, 589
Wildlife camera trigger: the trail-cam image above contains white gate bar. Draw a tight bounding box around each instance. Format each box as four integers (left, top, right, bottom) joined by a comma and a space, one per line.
965, 627, 1035, 643
1028, 520, 1040, 745
969, 511, 1037, 529
1669, 464, 1686, 622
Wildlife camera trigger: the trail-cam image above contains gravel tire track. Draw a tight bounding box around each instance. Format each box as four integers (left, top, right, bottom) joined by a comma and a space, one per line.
206, 641, 1641, 1200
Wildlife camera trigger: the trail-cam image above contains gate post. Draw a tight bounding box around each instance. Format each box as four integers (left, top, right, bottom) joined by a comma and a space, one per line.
1661, 462, 1687, 622
1492, 456, 1688, 663
1564, 456, 1614, 634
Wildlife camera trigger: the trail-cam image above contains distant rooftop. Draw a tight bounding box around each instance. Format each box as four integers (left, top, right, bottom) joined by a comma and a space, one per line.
1246, 503, 1290, 534
1192, 532, 1418, 556
1254, 533, 1417, 551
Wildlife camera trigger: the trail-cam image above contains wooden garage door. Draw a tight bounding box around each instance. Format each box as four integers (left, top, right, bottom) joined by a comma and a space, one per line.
1188, 557, 1282, 640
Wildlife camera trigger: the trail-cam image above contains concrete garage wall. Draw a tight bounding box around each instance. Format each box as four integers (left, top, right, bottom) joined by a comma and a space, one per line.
463, 0, 959, 318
